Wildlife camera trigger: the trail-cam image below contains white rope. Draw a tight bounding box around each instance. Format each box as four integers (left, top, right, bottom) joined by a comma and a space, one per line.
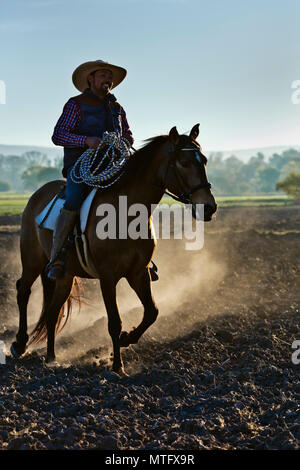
70, 131, 131, 188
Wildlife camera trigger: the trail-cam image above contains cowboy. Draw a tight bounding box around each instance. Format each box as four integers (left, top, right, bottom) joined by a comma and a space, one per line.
48, 60, 134, 280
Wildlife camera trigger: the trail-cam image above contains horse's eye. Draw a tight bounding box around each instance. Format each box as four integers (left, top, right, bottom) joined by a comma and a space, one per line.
179, 159, 190, 168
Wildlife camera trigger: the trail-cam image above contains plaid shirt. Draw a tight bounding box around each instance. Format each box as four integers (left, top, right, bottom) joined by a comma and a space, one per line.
52, 97, 134, 148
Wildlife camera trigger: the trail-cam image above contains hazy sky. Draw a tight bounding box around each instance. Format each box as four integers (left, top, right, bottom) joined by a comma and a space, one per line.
0, 0, 299, 151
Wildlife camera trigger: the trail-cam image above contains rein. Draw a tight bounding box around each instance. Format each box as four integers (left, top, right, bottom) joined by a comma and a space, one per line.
69, 135, 211, 205
159, 145, 212, 204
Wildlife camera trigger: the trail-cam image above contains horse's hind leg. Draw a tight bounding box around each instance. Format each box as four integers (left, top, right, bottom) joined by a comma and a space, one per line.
120, 268, 159, 347
99, 276, 125, 375
11, 250, 47, 358
45, 275, 74, 363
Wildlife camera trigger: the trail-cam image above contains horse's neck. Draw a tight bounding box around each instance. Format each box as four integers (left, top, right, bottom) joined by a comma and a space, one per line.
92, 141, 169, 213
124, 142, 169, 210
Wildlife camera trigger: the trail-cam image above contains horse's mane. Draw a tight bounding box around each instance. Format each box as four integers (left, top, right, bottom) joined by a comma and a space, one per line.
103, 134, 168, 192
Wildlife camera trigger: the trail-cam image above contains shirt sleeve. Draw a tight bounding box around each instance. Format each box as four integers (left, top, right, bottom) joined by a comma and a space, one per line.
52, 100, 87, 148
120, 107, 134, 146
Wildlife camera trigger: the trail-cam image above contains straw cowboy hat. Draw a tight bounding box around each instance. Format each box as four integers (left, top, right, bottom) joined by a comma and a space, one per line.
72, 60, 127, 92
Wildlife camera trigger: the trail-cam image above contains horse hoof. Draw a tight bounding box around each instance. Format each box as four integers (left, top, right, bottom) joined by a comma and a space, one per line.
10, 342, 25, 358
10, 343, 19, 358
119, 331, 130, 347
114, 367, 129, 377
45, 358, 59, 367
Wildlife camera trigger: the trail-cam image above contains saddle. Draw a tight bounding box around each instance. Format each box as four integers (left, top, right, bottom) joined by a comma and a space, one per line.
35, 183, 159, 280
35, 183, 97, 233
35, 183, 99, 277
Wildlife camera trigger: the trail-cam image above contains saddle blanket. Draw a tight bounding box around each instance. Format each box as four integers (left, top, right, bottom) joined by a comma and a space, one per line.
35, 188, 97, 233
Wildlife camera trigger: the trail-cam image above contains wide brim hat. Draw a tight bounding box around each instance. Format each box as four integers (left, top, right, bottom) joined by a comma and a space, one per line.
72, 60, 127, 92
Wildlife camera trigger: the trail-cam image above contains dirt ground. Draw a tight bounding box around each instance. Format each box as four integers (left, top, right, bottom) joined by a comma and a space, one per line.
0, 205, 299, 450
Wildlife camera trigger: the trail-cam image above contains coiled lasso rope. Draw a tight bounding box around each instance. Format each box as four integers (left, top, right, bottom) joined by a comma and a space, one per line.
70, 131, 132, 188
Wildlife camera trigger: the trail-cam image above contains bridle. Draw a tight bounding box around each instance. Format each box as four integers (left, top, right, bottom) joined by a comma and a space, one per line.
163, 145, 212, 204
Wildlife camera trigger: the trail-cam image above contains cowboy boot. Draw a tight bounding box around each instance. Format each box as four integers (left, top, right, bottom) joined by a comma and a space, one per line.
47, 208, 77, 280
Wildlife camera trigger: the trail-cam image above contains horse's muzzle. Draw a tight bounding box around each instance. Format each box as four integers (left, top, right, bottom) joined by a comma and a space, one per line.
192, 203, 217, 221
204, 203, 217, 221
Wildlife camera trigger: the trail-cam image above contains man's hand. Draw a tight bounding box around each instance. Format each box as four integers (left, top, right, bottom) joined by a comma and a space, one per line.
85, 137, 101, 150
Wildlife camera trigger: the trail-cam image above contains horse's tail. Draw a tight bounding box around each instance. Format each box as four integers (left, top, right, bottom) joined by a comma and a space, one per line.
28, 272, 82, 345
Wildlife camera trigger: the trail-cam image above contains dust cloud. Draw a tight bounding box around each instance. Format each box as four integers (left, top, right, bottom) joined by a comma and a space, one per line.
53, 219, 229, 362
2, 207, 263, 363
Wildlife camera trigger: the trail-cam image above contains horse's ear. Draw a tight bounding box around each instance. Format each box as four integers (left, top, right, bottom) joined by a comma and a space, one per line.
189, 123, 200, 141
169, 126, 180, 146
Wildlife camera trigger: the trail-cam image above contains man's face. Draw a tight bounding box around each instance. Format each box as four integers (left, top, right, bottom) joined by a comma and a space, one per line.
88, 68, 114, 94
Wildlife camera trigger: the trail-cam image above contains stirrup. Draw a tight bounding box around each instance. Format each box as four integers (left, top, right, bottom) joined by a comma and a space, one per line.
47, 235, 74, 280
46, 258, 65, 280
46, 244, 68, 280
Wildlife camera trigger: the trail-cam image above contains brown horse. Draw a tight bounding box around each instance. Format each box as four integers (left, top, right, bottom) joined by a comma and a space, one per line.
11, 124, 217, 375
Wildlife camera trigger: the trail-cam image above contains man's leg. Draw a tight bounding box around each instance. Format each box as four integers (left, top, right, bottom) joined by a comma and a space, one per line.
47, 167, 88, 280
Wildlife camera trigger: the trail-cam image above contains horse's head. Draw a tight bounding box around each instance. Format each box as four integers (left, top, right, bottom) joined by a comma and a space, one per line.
166, 124, 217, 221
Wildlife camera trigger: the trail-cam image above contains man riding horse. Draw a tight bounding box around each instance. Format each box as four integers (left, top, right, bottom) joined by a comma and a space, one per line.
49, 60, 134, 280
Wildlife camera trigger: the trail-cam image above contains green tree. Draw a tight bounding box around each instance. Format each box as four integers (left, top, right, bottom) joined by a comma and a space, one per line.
38, 166, 62, 184
21, 165, 61, 190
238, 153, 266, 192
22, 151, 50, 167
276, 171, 300, 200
279, 159, 300, 180
53, 155, 63, 168
269, 152, 284, 170
0, 181, 11, 191
255, 166, 280, 193
3, 155, 27, 190
22, 165, 44, 190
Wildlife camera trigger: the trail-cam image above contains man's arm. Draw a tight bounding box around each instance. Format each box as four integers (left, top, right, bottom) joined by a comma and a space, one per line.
120, 108, 134, 146
52, 100, 87, 148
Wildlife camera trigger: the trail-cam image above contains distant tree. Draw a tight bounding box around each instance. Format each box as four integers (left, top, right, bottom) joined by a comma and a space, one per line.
255, 166, 280, 193
0, 181, 11, 192
276, 171, 300, 200
256, 152, 265, 162
279, 159, 300, 180
38, 167, 62, 184
235, 182, 252, 195
53, 155, 63, 169
22, 165, 44, 190
2, 155, 27, 191
225, 155, 244, 172
238, 153, 266, 188
269, 152, 285, 170
22, 151, 50, 167
21, 165, 61, 190
281, 148, 300, 161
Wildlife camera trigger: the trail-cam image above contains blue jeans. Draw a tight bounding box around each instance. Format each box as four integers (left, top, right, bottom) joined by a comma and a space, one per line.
64, 166, 90, 212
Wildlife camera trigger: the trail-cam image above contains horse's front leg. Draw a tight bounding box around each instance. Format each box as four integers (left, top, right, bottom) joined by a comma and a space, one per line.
11, 267, 43, 358
11, 278, 32, 357
121, 268, 159, 347
99, 277, 126, 376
